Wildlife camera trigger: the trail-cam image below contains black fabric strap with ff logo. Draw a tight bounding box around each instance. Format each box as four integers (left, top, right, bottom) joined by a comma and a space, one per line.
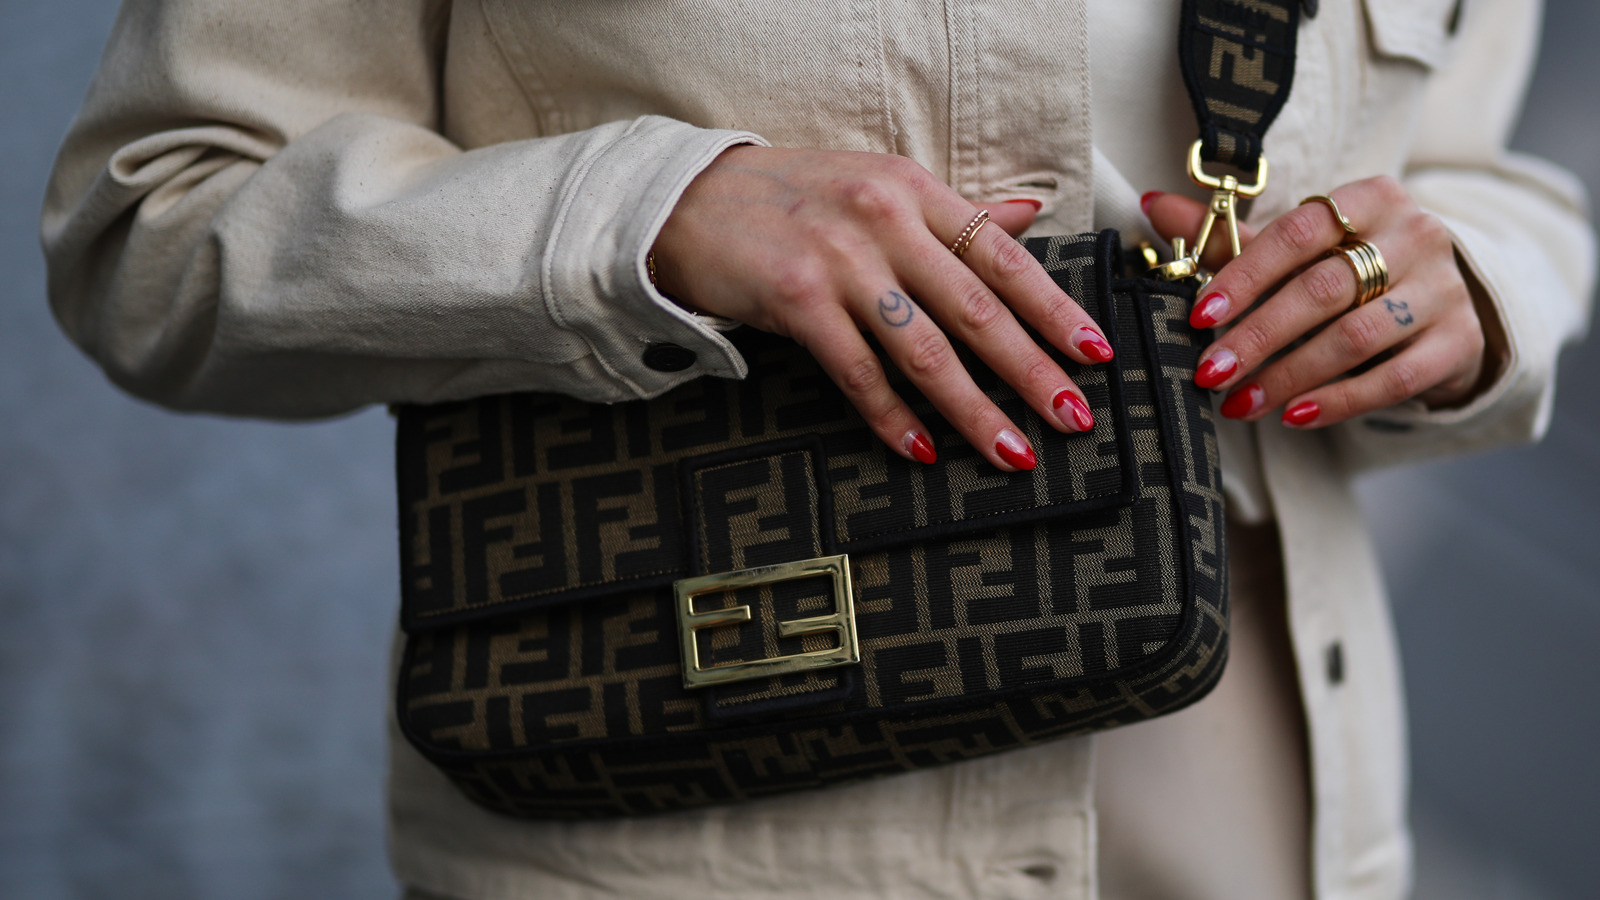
1178, 0, 1302, 170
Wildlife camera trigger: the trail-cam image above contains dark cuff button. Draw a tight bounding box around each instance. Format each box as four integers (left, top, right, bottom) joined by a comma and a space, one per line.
1326, 640, 1345, 685
643, 343, 697, 372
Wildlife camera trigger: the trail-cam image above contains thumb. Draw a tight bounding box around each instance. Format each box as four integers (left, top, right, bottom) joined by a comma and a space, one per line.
988, 199, 1041, 237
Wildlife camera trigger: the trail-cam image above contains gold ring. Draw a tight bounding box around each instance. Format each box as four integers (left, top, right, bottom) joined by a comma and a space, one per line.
1300, 194, 1358, 236
949, 210, 991, 258
1329, 240, 1389, 308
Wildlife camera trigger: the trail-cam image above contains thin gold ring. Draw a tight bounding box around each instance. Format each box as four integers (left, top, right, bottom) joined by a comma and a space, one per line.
1329, 240, 1389, 308
949, 210, 991, 258
1300, 194, 1359, 236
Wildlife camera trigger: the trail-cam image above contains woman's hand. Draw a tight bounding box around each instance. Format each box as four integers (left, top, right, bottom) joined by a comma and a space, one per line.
650, 145, 1114, 471
1143, 175, 1488, 428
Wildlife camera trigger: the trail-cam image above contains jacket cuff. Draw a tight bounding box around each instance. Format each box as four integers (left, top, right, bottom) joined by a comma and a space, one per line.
542, 115, 767, 400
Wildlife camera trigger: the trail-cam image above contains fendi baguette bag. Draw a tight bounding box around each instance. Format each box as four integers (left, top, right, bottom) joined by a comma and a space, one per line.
393, 231, 1228, 818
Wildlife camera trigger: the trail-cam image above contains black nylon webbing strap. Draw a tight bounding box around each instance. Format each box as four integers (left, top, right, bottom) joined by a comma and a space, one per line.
1178, 0, 1301, 170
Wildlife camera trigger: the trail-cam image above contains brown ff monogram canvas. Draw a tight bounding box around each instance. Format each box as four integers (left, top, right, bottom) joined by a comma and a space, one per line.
394, 231, 1227, 818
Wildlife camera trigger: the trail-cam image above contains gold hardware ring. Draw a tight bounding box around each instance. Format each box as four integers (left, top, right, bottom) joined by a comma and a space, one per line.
949, 210, 991, 258
1328, 240, 1389, 309
1299, 194, 1359, 236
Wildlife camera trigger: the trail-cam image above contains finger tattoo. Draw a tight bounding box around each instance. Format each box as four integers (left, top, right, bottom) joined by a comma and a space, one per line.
1382, 298, 1414, 326
878, 290, 915, 327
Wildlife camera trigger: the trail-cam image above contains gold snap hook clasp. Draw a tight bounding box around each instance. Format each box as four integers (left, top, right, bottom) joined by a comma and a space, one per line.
1184, 139, 1268, 272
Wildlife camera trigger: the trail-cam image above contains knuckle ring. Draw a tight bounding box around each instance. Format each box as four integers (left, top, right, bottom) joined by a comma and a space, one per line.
1300, 194, 1359, 236
1326, 240, 1389, 309
949, 209, 991, 258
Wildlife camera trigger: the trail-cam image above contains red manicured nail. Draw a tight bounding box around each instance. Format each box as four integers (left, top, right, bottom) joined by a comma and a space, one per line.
1004, 198, 1043, 211
903, 431, 937, 464
1140, 191, 1164, 215
1053, 390, 1095, 432
1220, 384, 1265, 419
1191, 291, 1230, 329
1194, 348, 1239, 390
1073, 326, 1114, 363
994, 429, 1037, 471
1282, 401, 1320, 428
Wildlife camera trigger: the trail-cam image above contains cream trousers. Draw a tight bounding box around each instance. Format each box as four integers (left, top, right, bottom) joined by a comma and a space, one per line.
1096, 520, 1310, 900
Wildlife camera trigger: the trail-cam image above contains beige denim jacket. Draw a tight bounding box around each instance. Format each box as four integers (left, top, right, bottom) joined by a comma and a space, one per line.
42, 1, 1593, 899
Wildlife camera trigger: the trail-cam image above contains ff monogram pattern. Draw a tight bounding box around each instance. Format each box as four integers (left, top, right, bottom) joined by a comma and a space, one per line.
395, 231, 1228, 817
1179, 0, 1300, 169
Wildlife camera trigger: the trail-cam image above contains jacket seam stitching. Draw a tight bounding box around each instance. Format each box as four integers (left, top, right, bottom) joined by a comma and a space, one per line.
478, 0, 554, 136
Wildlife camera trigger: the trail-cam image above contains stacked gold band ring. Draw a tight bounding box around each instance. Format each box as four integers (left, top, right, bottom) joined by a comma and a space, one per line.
949, 210, 991, 258
1331, 240, 1389, 308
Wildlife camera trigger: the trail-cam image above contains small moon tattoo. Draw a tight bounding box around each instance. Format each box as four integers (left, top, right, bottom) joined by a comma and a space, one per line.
878, 291, 915, 327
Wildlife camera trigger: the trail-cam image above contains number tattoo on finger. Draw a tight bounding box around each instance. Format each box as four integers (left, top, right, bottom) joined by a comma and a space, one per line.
1382, 298, 1414, 327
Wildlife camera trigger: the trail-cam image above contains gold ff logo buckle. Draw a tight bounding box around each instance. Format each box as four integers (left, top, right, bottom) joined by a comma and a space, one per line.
674, 554, 860, 690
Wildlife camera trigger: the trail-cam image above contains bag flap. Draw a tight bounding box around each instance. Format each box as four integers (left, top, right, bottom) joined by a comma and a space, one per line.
396, 232, 1140, 631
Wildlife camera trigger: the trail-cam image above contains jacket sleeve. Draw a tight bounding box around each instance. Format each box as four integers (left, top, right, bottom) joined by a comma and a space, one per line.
1332, 0, 1596, 471
41, 0, 762, 418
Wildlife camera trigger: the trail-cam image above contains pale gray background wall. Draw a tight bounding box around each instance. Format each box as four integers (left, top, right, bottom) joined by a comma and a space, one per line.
2, 2, 1596, 898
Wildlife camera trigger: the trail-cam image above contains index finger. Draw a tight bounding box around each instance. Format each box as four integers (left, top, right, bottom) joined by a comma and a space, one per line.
948, 211, 1116, 366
